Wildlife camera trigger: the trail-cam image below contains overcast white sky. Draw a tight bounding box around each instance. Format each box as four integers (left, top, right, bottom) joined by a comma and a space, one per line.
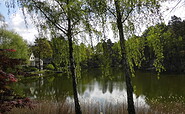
0, 0, 185, 44
160, 0, 185, 23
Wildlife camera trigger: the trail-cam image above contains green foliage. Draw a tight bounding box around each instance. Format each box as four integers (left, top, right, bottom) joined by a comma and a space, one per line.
126, 16, 185, 73
74, 43, 90, 71
89, 39, 121, 69
24, 66, 38, 72
0, 29, 29, 60
45, 64, 55, 70
126, 35, 145, 76
51, 37, 69, 72
78, 43, 89, 62
31, 38, 53, 59
0, 51, 34, 113
126, 24, 167, 74
145, 24, 166, 73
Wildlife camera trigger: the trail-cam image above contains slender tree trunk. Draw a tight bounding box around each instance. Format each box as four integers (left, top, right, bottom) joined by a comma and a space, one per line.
114, 1, 135, 114
67, 7, 82, 114
38, 47, 41, 71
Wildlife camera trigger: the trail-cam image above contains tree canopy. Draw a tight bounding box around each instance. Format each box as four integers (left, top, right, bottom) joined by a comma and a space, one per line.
0, 29, 29, 60
126, 16, 185, 73
31, 38, 53, 59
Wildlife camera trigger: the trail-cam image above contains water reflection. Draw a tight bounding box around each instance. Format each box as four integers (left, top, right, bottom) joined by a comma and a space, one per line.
67, 79, 149, 109
16, 68, 185, 109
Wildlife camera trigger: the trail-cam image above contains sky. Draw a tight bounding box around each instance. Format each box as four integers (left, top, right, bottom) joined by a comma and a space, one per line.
160, 0, 185, 23
0, 0, 38, 44
0, 0, 185, 44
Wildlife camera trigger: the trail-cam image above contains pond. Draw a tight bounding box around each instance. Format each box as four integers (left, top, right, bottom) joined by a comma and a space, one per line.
15, 68, 185, 110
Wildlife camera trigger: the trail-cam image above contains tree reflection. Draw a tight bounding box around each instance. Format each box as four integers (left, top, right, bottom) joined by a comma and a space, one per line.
16, 68, 185, 108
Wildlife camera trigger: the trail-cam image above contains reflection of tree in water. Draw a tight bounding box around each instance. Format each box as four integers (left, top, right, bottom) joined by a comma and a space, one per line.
20, 69, 123, 100
109, 82, 113, 93
16, 68, 155, 108
102, 80, 108, 94
19, 73, 73, 101
78, 68, 125, 95
15, 68, 185, 110
132, 71, 185, 104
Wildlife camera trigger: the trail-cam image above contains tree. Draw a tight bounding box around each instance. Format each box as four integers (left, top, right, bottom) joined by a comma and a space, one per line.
16, 0, 92, 113
126, 35, 145, 75
112, 41, 122, 66
136, 16, 185, 73
30, 37, 53, 70
86, 0, 161, 113
167, 16, 185, 72
0, 29, 29, 60
168, 16, 185, 45
0, 49, 34, 113
51, 36, 69, 71
102, 39, 113, 67
114, 1, 135, 113
31, 38, 53, 59
0, 13, 7, 28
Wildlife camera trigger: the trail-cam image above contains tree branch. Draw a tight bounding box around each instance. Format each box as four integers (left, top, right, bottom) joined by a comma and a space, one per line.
165, 0, 182, 17
31, 0, 67, 35
122, 8, 134, 23
71, 19, 80, 29
107, 7, 117, 18
55, 0, 68, 17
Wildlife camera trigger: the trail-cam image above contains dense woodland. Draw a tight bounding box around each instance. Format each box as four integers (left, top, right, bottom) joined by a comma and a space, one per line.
28, 16, 185, 73
1, 16, 184, 73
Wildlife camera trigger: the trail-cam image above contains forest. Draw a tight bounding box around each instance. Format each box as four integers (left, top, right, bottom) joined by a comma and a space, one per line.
29, 16, 185, 73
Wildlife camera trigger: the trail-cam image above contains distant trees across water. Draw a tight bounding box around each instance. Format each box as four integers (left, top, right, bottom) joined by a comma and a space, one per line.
42, 16, 185, 73
1, 16, 184, 73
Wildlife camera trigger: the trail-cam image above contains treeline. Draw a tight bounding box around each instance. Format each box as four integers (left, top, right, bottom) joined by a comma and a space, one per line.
127, 16, 185, 73
1, 15, 184, 73
30, 16, 185, 73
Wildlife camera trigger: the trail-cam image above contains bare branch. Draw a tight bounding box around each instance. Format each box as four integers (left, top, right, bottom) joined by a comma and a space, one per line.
122, 8, 134, 23
71, 19, 80, 29
72, 30, 84, 36
165, 0, 182, 17
107, 7, 117, 18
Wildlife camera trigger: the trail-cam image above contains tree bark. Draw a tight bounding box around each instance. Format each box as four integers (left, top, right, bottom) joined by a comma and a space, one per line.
114, 1, 135, 114
67, 9, 82, 114
38, 49, 41, 71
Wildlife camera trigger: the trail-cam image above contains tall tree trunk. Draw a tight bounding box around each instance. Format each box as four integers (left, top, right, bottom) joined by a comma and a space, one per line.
114, 1, 135, 114
38, 45, 41, 71
67, 10, 82, 114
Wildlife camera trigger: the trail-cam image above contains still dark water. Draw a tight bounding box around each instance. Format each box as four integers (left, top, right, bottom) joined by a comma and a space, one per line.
16, 68, 185, 108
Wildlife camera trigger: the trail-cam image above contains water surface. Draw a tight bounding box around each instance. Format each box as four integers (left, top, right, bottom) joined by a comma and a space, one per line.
16, 68, 185, 108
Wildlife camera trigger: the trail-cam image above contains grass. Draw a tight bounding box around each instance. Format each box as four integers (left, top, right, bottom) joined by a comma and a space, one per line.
149, 102, 185, 114
6, 100, 185, 114
7, 101, 71, 114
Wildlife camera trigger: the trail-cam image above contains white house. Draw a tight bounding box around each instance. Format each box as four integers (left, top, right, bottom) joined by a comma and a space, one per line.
29, 53, 43, 69
29, 53, 35, 66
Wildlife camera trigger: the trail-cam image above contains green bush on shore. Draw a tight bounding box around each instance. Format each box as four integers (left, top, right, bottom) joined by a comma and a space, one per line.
45, 64, 55, 70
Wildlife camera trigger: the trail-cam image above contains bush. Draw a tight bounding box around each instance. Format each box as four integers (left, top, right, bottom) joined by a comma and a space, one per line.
0, 49, 34, 113
22, 66, 38, 72
45, 64, 55, 70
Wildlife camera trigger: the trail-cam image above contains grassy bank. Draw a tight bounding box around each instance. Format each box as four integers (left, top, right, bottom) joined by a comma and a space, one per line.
7, 100, 185, 114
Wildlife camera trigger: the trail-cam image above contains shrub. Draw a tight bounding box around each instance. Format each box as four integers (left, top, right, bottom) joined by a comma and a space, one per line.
45, 64, 55, 70
0, 70, 17, 93
23, 66, 38, 72
0, 49, 34, 113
